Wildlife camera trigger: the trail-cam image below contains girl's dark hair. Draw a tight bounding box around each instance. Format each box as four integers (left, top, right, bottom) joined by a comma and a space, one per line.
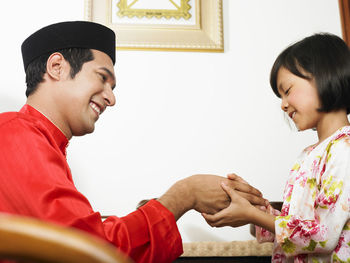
25, 48, 94, 97
270, 33, 350, 114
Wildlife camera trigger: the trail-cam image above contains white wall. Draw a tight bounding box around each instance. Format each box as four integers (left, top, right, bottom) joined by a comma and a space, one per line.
0, 1, 342, 242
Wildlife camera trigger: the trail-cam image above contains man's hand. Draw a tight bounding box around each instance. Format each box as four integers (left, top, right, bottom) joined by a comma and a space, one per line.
158, 174, 267, 221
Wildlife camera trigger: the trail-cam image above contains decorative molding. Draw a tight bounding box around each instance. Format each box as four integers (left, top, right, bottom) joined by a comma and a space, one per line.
117, 0, 192, 20
84, 0, 224, 52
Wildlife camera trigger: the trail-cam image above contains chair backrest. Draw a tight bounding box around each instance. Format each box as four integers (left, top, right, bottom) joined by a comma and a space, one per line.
0, 213, 133, 263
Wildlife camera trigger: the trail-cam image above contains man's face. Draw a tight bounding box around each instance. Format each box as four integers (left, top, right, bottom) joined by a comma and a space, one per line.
57, 49, 116, 136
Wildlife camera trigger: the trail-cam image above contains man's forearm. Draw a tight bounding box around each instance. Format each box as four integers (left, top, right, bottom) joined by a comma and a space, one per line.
157, 179, 194, 221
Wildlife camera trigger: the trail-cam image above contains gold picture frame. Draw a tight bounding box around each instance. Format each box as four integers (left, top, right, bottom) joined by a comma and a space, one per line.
84, 0, 224, 52
339, 0, 350, 46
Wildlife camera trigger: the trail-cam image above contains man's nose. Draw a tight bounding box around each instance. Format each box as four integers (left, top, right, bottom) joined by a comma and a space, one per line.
103, 86, 116, 107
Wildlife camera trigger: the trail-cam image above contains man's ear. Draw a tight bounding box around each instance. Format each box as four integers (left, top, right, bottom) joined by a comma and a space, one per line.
46, 52, 68, 81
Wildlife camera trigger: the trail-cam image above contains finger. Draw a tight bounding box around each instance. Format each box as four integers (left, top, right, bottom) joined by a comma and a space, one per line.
202, 213, 220, 227
221, 182, 240, 201
201, 203, 234, 224
205, 215, 247, 228
227, 173, 248, 184
201, 213, 216, 227
212, 219, 247, 228
226, 173, 238, 180
226, 179, 263, 197
203, 217, 226, 228
254, 205, 267, 211
207, 218, 227, 228
201, 211, 222, 223
204, 218, 216, 228
221, 182, 255, 206
238, 192, 268, 206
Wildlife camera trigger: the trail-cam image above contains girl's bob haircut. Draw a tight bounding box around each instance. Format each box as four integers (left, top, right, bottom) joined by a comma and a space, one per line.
270, 33, 350, 114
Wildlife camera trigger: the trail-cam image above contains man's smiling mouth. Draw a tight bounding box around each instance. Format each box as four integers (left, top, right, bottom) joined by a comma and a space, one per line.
89, 101, 101, 115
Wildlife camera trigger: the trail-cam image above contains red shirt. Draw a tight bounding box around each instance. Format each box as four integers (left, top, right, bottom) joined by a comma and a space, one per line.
0, 104, 183, 262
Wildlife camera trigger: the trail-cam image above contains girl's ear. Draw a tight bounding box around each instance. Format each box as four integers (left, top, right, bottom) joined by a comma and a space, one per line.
46, 52, 68, 81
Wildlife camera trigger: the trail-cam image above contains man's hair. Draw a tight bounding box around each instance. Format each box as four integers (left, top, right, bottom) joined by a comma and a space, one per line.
25, 48, 94, 97
270, 33, 350, 114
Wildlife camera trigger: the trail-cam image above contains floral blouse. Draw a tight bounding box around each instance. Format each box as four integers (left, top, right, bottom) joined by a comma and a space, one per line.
256, 126, 350, 262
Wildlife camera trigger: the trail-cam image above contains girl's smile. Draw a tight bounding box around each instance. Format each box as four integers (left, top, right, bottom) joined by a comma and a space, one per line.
276, 67, 350, 142
277, 67, 321, 132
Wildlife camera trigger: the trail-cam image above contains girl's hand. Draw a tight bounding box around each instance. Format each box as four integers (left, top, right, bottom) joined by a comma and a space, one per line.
202, 182, 254, 228
226, 173, 269, 207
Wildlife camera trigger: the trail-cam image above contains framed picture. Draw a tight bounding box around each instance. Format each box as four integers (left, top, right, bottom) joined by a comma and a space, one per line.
84, 0, 224, 52
339, 0, 350, 46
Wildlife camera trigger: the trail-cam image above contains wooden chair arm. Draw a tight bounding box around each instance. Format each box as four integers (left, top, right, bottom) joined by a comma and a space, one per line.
0, 213, 133, 263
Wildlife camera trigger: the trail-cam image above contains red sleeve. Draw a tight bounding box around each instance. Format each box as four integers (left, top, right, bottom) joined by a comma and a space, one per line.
0, 116, 183, 263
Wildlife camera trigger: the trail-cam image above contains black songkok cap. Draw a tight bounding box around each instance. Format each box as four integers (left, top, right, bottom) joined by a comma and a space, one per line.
21, 21, 116, 71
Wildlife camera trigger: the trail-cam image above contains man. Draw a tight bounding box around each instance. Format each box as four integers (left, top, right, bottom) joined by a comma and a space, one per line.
0, 21, 266, 262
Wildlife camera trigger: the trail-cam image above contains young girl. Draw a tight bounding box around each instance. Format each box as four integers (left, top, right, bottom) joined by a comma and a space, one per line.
202, 33, 350, 262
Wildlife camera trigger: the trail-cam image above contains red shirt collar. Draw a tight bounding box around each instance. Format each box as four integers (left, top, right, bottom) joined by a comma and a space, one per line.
19, 104, 69, 155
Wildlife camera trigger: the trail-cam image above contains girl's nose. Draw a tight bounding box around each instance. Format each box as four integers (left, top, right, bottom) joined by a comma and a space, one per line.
280, 98, 288, 112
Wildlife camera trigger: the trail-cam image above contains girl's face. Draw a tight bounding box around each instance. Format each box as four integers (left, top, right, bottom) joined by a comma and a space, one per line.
276, 67, 322, 131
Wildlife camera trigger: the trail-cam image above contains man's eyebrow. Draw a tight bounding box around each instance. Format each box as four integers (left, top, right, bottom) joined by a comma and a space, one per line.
100, 67, 116, 90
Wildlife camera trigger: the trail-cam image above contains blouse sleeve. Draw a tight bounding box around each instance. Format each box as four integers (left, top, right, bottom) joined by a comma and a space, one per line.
274, 136, 350, 257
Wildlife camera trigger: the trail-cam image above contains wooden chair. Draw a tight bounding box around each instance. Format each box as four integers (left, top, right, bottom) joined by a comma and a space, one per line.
0, 213, 133, 263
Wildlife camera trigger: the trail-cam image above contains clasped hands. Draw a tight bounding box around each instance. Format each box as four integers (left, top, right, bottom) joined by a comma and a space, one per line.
158, 173, 268, 226
201, 173, 266, 228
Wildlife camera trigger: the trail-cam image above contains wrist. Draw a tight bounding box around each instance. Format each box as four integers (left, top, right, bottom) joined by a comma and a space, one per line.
244, 204, 257, 222
158, 179, 194, 221
249, 207, 276, 233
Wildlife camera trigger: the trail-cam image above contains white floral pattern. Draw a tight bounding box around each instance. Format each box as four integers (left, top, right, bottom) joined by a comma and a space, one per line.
257, 126, 350, 262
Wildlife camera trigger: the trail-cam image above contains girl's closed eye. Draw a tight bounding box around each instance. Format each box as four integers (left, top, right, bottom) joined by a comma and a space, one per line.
285, 86, 292, 95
